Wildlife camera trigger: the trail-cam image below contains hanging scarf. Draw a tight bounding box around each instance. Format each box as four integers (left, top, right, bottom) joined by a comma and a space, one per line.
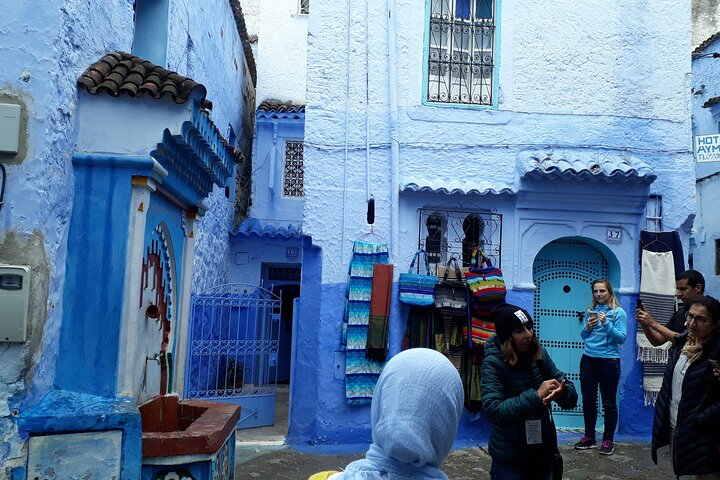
366, 264, 394, 361
343, 240, 389, 405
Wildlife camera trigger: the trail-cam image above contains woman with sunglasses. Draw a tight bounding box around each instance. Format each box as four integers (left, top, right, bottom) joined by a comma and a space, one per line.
574, 279, 628, 456
651, 295, 720, 479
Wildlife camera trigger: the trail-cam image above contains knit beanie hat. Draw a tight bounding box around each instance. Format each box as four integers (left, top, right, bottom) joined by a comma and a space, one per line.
491, 303, 533, 343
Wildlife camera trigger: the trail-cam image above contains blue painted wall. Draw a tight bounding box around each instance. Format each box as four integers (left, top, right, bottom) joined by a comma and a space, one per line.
251, 113, 305, 225
691, 36, 720, 296
290, 0, 695, 447
1, 0, 253, 472
56, 154, 153, 396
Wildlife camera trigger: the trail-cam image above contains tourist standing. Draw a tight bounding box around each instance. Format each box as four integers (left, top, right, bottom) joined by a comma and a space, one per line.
574, 279, 627, 455
482, 304, 578, 480
651, 296, 720, 479
309, 348, 464, 480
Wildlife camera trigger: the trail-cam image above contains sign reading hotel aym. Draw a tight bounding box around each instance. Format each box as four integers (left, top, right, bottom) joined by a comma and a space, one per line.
694, 134, 720, 162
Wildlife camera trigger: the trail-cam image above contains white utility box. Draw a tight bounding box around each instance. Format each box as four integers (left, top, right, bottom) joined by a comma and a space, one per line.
0, 265, 31, 342
0, 104, 22, 153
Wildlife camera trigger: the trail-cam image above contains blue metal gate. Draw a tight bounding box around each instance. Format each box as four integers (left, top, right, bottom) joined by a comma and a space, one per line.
533, 238, 609, 430
184, 284, 281, 429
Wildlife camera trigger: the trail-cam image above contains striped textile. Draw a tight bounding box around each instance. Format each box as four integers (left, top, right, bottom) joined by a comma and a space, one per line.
470, 317, 496, 345
343, 240, 389, 405
398, 250, 436, 306
638, 249, 676, 405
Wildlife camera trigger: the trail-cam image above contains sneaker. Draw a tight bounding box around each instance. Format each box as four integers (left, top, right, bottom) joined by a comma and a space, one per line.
599, 440, 614, 455
574, 436, 597, 450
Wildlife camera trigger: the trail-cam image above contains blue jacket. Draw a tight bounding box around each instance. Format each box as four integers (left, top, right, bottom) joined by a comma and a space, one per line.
580, 305, 627, 358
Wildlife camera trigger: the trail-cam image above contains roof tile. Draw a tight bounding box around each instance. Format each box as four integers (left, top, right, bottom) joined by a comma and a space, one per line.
229, 0, 257, 87
234, 218, 302, 238
520, 151, 656, 183
257, 99, 306, 113
77, 51, 209, 106
694, 32, 720, 55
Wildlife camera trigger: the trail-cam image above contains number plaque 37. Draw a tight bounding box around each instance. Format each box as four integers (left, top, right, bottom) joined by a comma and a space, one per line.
606, 227, 622, 242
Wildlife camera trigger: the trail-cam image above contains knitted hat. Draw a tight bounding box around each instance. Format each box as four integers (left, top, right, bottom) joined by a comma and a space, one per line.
491, 303, 533, 343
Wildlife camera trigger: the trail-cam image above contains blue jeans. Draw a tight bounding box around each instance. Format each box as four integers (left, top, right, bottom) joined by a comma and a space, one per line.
580, 354, 620, 441
490, 459, 553, 480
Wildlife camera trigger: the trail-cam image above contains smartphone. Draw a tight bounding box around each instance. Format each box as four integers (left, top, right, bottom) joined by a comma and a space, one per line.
636, 299, 645, 311
709, 359, 720, 369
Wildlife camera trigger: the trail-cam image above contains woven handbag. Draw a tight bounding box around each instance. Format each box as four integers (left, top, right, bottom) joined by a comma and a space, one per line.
434, 258, 468, 314
466, 247, 506, 313
399, 249, 437, 306
465, 247, 506, 345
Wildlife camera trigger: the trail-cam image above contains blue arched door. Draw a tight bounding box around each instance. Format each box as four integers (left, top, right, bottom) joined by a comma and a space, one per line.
533, 238, 610, 430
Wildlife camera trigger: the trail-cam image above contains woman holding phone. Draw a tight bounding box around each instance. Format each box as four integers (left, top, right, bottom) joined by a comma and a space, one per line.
651, 295, 720, 478
574, 279, 627, 456
481, 304, 578, 479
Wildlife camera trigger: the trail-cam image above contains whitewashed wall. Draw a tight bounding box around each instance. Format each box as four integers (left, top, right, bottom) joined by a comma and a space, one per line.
255, 0, 308, 105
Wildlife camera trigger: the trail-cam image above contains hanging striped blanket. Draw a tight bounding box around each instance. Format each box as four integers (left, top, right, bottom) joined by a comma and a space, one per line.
342, 240, 389, 405
638, 250, 676, 405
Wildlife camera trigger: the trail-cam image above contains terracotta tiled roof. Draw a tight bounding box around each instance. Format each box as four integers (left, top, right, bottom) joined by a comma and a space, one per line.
230, 0, 257, 87
77, 51, 210, 107
694, 32, 720, 55
703, 96, 720, 108
257, 100, 306, 113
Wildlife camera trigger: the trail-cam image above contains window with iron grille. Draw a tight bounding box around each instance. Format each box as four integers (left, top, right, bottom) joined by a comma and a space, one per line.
283, 140, 304, 198
299, 0, 309, 14
646, 195, 662, 232
418, 205, 502, 273
715, 239, 720, 275
426, 0, 496, 106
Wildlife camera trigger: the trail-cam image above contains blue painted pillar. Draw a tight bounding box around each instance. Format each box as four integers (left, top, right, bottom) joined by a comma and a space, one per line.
55, 154, 155, 395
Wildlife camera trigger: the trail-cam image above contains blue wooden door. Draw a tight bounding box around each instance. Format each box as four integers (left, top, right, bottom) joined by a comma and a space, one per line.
533, 238, 609, 430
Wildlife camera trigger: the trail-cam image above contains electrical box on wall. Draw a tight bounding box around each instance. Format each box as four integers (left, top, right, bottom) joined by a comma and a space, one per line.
0, 265, 31, 342
0, 103, 22, 153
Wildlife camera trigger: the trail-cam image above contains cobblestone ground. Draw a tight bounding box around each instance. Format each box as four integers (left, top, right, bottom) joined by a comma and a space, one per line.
236, 441, 676, 479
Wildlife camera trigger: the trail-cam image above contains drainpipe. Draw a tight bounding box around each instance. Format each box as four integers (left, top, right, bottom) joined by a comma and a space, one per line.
341, 0, 352, 265
387, 0, 400, 262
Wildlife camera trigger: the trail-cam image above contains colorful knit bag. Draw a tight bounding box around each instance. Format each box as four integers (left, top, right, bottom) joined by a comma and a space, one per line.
465, 247, 506, 344
399, 249, 437, 306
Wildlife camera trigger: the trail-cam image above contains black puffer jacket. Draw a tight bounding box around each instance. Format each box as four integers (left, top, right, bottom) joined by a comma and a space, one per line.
651, 331, 720, 476
481, 336, 578, 467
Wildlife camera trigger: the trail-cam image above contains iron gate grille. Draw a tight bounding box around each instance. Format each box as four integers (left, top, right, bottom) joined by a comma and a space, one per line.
184, 284, 281, 402
418, 204, 502, 273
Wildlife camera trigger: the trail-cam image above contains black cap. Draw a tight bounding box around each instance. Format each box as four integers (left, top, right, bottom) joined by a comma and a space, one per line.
491, 303, 533, 343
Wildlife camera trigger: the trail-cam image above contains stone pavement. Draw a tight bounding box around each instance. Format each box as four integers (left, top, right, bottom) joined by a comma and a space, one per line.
235, 438, 677, 479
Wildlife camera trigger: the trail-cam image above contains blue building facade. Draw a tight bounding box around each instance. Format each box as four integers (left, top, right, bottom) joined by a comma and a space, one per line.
690, 33, 720, 296
0, 0, 255, 477
289, 0, 696, 446
230, 101, 306, 388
